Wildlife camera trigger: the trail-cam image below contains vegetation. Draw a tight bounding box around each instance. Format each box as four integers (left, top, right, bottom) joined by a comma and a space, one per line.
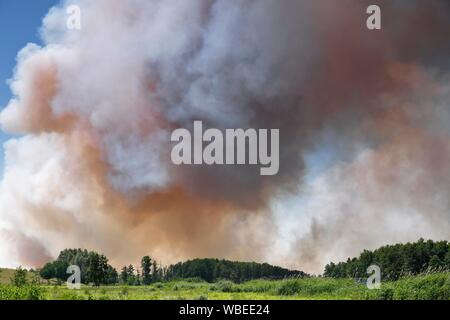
324, 239, 450, 280
141, 256, 152, 285
0, 284, 44, 300
39, 249, 307, 286
11, 267, 28, 287
0, 268, 40, 285
0, 239, 448, 300
165, 258, 307, 283
0, 267, 44, 300
0, 272, 448, 300
39, 249, 117, 286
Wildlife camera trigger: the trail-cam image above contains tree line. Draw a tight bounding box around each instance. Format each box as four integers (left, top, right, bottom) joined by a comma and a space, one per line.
324, 239, 450, 280
119, 256, 164, 285
165, 258, 307, 282
39, 239, 450, 285
39, 249, 306, 285
39, 249, 166, 286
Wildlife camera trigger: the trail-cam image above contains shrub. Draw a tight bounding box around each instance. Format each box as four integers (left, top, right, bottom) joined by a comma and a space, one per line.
210, 280, 235, 292
377, 288, 394, 300
11, 267, 28, 287
172, 282, 197, 291
120, 287, 129, 296
0, 284, 44, 300
277, 280, 301, 296
365, 272, 450, 300
238, 279, 278, 293
57, 291, 81, 300
184, 277, 206, 283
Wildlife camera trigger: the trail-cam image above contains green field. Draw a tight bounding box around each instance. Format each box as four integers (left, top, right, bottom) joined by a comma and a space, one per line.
0, 269, 448, 300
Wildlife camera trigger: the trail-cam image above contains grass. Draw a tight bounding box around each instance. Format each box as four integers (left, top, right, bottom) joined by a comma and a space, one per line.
0, 271, 448, 300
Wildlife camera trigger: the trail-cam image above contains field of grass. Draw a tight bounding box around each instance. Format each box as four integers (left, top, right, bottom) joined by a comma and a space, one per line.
0, 271, 449, 300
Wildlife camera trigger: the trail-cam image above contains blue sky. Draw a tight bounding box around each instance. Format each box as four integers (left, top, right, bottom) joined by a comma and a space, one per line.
0, 0, 59, 173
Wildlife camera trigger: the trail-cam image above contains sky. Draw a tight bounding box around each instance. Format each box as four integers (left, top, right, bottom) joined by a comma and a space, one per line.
0, 0, 59, 173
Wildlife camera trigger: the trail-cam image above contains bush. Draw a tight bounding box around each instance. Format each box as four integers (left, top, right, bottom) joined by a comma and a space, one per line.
184, 277, 206, 283
238, 279, 278, 293
172, 282, 199, 291
377, 288, 394, 300
0, 284, 44, 300
210, 280, 235, 292
365, 272, 450, 300
120, 287, 129, 296
277, 280, 302, 296
56, 291, 81, 300
11, 267, 28, 287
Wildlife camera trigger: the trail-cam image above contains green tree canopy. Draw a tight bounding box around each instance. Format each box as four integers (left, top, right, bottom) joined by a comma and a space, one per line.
324, 239, 450, 280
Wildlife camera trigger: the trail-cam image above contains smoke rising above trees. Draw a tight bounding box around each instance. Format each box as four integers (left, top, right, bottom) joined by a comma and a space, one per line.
0, 0, 450, 273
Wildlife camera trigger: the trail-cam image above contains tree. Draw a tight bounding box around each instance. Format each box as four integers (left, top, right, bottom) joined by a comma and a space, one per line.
40, 249, 118, 285
11, 266, 28, 287
164, 258, 306, 283
54, 260, 70, 280
39, 260, 69, 282
40, 262, 55, 281
126, 265, 135, 285
445, 251, 450, 269
87, 252, 109, 286
141, 256, 152, 285
135, 268, 141, 286
324, 239, 450, 279
106, 265, 118, 285
152, 259, 160, 282
120, 266, 129, 284
429, 255, 443, 271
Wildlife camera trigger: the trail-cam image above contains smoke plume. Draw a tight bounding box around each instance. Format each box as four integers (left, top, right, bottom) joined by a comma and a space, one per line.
1, 0, 449, 273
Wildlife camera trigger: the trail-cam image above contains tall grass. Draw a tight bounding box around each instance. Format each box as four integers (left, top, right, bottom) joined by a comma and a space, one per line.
0, 272, 448, 300
365, 272, 450, 300
203, 272, 450, 300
